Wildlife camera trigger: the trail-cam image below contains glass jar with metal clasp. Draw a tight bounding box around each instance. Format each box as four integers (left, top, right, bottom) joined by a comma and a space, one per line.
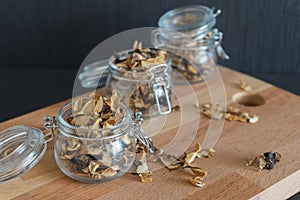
105, 48, 173, 117
152, 5, 229, 83
0, 99, 154, 183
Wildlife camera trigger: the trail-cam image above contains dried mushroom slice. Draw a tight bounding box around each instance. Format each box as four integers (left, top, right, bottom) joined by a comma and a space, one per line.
197, 148, 215, 158
201, 103, 224, 120
184, 166, 207, 179
73, 116, 92, 127
261, 152, 281, 170
147, 148, 164, 163
188, 177, 205, 188
66, 139, 81, 152
245, 157, 257, 167
77, 99, 96, 115
73, 98, 83, 113
91, 118, 102, 130
191, 168, 207, 179
239, 79, 252, 91
100, 152, 113, 167
246, 152, 281, 171
110, 92, 121, 112
274, 152, 281, 162
184, 143, 202, 167
242, 113, 259, 124
102, 167, 118, 177
159, 154, 182, 170
134, 142, 154, 183
139, 171, 153, 183
94, 97, 103, 113
136, 163, 149, 174
258, 155, 268, 171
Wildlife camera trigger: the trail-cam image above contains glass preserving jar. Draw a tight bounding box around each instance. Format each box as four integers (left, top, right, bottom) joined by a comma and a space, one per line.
54, 100, 138, 183
106, 49, 173, 117
153, 5, 229, 83
0, 100, 153, 183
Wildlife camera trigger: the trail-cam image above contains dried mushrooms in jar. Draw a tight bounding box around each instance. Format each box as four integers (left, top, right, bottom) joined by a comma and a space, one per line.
107, 41, 172, 116
56, 92, 136, 181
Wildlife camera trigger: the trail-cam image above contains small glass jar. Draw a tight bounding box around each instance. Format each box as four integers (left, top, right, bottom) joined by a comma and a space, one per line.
0, 100, 153, 183
54, 100, 137, 183
153, 5, 229, 83
106, 49, 173, 116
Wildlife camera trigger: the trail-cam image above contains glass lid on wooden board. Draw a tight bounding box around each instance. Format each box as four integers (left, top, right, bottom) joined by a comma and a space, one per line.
0, 124, 52, 183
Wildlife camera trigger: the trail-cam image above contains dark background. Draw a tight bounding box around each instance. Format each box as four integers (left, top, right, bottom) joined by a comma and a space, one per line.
0, 1, 299, 198
0, 0, 299, 122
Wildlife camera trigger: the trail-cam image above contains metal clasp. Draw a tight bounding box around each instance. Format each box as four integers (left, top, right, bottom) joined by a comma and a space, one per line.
43, 116, 58, 143
210, 29, 230, 60
133, 112, 155, 153
211, 7, 222, 17
149, 64, 172, 115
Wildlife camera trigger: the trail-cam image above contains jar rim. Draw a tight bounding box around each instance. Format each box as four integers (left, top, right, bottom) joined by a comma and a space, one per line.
158, 5, 216, 34
57, 100, 132, 141
152, 28, 217, 51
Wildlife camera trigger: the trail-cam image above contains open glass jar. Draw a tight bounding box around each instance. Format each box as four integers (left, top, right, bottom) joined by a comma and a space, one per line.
106, 48, 173, 116
0, 98, 154, 183
153, 5, 229, 83
54, 100, 138, 183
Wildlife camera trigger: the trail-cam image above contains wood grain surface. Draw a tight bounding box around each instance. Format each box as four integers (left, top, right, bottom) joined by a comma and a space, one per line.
0, 67, 299, 200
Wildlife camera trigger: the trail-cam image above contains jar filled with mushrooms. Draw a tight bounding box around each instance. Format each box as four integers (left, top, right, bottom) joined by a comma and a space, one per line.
153, 5, 229, 83
106, 41, 173, 117
53, 93, 153, 183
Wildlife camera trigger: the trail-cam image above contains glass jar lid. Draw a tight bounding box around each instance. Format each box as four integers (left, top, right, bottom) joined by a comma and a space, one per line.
158, 5, 216, 37
0, 125, 47, 183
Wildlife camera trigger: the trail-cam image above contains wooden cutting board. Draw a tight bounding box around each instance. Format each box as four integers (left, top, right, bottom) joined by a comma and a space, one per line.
0, 67, 299, 200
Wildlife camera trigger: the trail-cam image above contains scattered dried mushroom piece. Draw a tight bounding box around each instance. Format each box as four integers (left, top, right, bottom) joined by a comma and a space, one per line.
246, 152, 281, 171
155, 143, 209, 188
246, 157, 257, 167
188, 177, 205, 188
259, 152, 281, 170
159, 154, 182, 170
197, 148, 215, 159
184, 165, 207, 179
184, 143, 202, 167
139, 171, 153, 183
199, 103, 259, 123
134, 142, 153, 183
239, 79, 252, 92
200, 103, 224, 120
